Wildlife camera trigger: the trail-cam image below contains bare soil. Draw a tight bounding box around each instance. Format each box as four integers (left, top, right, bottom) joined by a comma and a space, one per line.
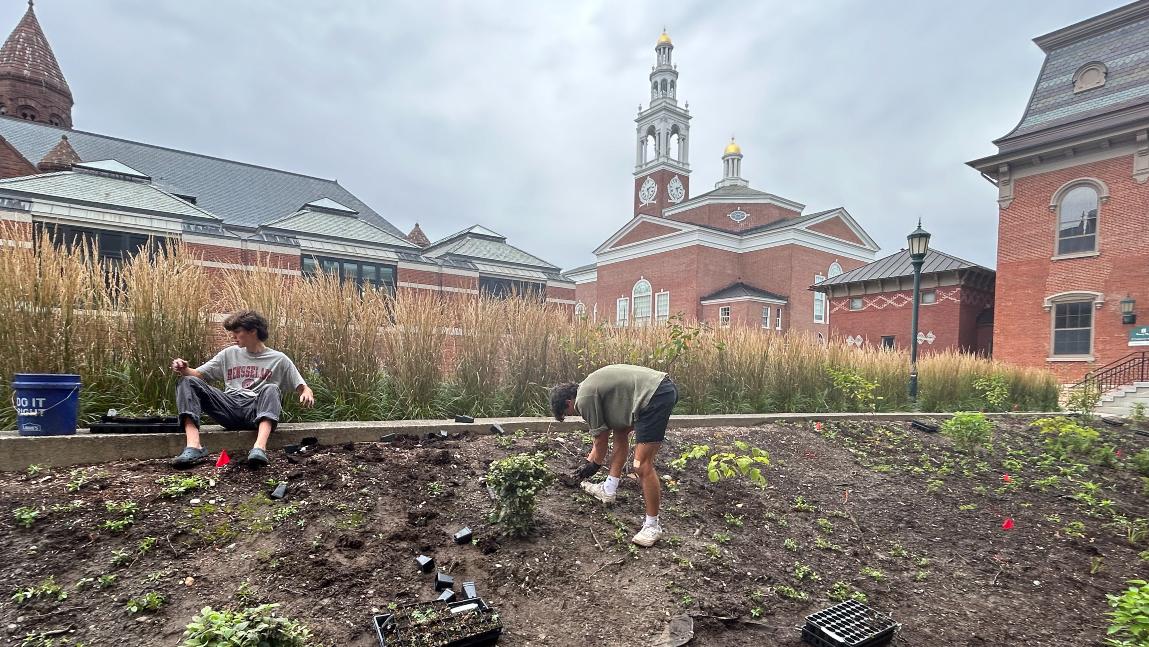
2, 415, 1148, 647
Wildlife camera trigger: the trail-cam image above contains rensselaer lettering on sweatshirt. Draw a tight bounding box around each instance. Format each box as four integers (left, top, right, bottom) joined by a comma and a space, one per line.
196, 346, 305, 398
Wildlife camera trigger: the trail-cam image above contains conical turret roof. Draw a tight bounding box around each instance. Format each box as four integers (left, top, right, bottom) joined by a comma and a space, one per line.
37, 133, 79, 171
0, 2, 71, 96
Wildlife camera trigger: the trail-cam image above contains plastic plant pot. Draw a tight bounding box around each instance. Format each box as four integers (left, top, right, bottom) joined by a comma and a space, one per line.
462, 581, 477, 600
270, 482, 288, 500
416, 555, 435, 573
909, 420, 939, 433
454, 415, 475, 424
802, 599, 899, 647
373, 598, 501, 647
489, 424, 505, 435
436, 589, 457, 603
435, 572, 455, 591
453, 527, 473, 544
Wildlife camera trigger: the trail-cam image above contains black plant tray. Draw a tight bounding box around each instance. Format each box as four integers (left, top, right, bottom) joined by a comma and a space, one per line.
89, 416, 181, 434
373, 598, 501, 647
802, 600, 898, 647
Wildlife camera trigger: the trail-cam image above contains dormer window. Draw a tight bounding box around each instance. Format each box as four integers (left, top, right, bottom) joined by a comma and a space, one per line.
1073, 62, 1107, 93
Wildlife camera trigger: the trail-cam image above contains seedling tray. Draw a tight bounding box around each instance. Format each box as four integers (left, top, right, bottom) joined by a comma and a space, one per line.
89, 415, 181, 434
802, 600, 898, 647
373, 598, 501, 647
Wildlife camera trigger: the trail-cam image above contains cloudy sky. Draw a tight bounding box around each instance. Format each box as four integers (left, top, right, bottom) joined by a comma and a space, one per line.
14, 0, 1129, 271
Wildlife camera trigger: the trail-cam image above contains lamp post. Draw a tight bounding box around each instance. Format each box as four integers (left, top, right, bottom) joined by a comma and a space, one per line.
907, 220, 931, 403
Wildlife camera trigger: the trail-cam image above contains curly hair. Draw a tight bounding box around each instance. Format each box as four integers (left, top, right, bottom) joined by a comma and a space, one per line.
549, 382, 579, 421
222, 310, 269, 342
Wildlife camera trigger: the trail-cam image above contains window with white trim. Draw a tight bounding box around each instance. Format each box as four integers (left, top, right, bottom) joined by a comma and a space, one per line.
574, 302, 587, 319
616, 297, 629, 326
775, 307, 783, 331
761, 306, 771, 328
813, 274, 826, 323
849, 297, 863, 311
632, 279, 652, 325
655, 291, 670, 323
921, 290, 936, 305
1056, 185, 1099, 255
828, 262, 843, 278
719, 306, 731, 327
1052, 301, 1093, 356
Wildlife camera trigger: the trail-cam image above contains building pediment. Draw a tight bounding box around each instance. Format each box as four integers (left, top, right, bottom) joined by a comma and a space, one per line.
594, 215, 690, 255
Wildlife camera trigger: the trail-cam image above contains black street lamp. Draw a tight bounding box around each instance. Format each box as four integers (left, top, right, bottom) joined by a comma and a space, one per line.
1121, 294, 1136, 325
907, 220, 931, 403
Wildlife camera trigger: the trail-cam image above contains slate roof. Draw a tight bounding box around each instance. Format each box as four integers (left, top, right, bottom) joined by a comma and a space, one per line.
424, 225, 558, 270
0, 171, 220, 221
0, 116, 405, 237
813, 249, 992, 289
671, 183, 806, 210
700, 282, 788, 302
0, 4, 69, 96
997, 1, 1149, 146
263, 209, 415, 248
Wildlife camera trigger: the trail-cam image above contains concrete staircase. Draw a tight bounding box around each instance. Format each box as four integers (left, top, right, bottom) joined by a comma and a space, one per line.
1097, 381, 1149, 417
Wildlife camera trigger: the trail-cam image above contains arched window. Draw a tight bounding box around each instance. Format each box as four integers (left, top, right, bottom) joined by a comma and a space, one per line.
574, 302, 587, 319
48, 114, 63, 127
632, 279, 652, 325
18, 106, 36, 121
1056, 184, 1099, 255
828, 262, 843, 278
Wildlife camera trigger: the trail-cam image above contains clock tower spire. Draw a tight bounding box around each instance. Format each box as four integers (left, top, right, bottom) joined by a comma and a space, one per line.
633, 30, 691, 218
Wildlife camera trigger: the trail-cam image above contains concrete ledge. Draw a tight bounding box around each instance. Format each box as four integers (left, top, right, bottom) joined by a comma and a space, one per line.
0, 412, 1062, 472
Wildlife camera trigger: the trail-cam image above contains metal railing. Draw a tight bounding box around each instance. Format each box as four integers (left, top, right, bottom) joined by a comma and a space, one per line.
1070, 351, 1149, 397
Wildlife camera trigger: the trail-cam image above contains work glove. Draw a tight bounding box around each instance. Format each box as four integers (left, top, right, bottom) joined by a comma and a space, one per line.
574, 460, 602, 480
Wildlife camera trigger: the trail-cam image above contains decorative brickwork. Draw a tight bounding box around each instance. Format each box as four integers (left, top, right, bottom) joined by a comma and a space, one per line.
0, 3, 72, 127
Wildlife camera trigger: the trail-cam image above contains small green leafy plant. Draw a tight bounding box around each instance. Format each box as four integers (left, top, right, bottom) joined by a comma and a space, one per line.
941, 412, 994, 453
125, 591, 166, 614
1105, 579, 1149, 646
159, 474, 210, 498
11, 577, 66, 604
13, 506, 40, 528
486, 452, 554, 538
1033, 417, 1100, 462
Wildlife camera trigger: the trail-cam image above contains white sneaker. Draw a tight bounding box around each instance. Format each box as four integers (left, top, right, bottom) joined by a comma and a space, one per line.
632, 524, 664, 547
580, 480, 617, 504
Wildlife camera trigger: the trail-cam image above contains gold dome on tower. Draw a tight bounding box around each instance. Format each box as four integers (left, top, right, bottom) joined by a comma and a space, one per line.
723, 137, 742, 155
657, 31, 672, 45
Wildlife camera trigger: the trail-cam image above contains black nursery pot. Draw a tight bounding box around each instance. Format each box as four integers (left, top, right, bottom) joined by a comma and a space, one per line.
416, 555, 435, 573
454, 415, 475, 423
435, 572, 455, 591
372, 598, 502, 647
453, 527, 473, 544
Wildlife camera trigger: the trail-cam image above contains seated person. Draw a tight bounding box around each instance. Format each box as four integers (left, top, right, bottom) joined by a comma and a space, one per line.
169, 310, 314, 468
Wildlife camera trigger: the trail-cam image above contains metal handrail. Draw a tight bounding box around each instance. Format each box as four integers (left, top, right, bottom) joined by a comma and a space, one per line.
1071, 351, 1149, 395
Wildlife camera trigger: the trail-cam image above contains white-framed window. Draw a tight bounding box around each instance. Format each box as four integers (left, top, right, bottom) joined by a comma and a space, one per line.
574, 302, 587, 319
1056, 184, 1099, 256
655, 291, 670, 323
719, 306, 731, 327
813, 274, 826, 323
828, 262, 843, 278
921, 290, 936, 305
632, 279, 652, 325
1052, 301, 1093, 356
775, 307, 783, 331
849, 297, 863, 311
761, 306, 771, 328
616, 297, 629, 326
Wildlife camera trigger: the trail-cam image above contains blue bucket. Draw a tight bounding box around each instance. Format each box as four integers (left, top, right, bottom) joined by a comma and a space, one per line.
12, 373, 82, 436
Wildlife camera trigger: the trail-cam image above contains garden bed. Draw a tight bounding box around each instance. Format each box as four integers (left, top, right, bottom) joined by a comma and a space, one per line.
1, 415, 1147, 646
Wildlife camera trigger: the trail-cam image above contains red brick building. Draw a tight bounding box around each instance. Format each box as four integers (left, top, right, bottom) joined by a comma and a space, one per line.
0, 4, 574, 304
811, 249, 995, 354
967, 0, 1149, 381
568, 33, 879, 332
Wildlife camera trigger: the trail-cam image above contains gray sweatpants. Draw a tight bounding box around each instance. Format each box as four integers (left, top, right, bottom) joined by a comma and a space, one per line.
176, 376, 282, 431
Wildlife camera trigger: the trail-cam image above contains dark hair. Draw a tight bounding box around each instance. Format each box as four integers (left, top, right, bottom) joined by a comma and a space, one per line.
550, 382, 579, 421
223, 310, 269, 342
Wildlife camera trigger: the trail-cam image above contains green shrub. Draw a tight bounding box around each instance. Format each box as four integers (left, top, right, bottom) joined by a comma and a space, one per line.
827, 366, 881, 413
181, 603, 313, 646
1067, 384, 1101, 418
973, 374, 1010, 412
1129, 449, 1149, 477
1033, 416, 1100, 462
1130, 402, 1146, 422
1106, 579, 1149, 646
669, 441, 770, 488
941, 412, 994, 453
486, 452, 554, 538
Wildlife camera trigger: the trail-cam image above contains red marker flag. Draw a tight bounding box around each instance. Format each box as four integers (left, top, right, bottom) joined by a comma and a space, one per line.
215, 450, 231, 468
1002, 474, 1012, 483
1116, 449, 1124, 459
1001, 518, 1014, 530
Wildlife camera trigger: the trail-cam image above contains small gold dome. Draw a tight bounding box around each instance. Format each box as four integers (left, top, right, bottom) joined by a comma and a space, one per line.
657, 31, 672, 45
724, 137, 741, 155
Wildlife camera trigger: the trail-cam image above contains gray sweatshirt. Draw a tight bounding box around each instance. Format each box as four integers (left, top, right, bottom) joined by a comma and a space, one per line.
196, 346, 305, 398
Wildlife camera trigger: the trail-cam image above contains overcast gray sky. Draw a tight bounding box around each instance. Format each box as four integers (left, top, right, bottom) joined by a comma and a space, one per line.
16, 0, 1129, 271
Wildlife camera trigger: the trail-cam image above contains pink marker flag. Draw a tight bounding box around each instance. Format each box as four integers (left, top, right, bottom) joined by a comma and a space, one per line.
1001, 518, 1014, 531
1002, 474, 1012, 483
215, 450, 231, 468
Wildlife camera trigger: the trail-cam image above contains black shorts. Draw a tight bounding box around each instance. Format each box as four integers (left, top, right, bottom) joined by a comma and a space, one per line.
634, 377, 678, 444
